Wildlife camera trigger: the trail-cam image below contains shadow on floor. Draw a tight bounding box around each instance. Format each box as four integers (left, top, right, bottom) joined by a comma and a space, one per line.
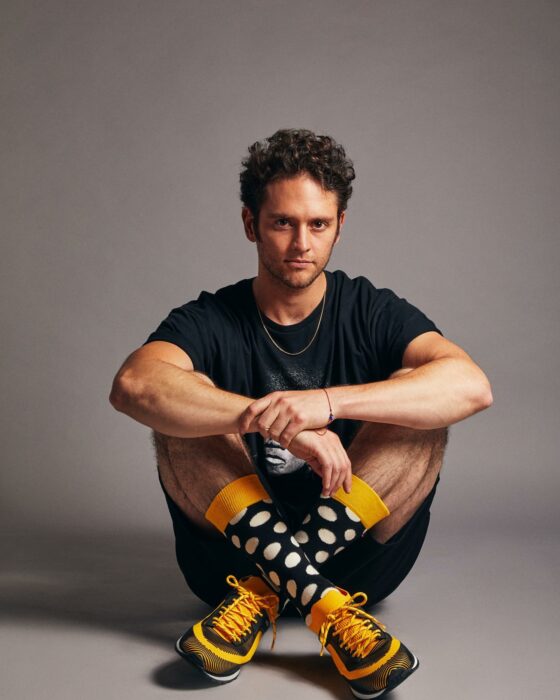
153, 653, 354, 699
0, 529, 389, 694
0, 530, 207, 648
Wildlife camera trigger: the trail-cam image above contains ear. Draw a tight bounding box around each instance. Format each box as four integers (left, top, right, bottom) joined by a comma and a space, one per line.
242, 207, 257, 242
334, 210, 346, 245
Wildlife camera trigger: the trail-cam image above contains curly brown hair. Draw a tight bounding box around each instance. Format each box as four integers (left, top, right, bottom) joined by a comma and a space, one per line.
239, 128, 355, 217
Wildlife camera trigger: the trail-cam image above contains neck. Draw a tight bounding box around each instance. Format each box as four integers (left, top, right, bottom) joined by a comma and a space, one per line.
252, 271, 327, 325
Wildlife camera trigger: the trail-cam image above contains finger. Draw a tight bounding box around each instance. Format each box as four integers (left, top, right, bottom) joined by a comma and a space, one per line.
321, 462, 333, 497
334, 453, 352, 496
238, 407, 252, 434
278, 418, 303, 449
239, 397, 271, 433
329, 447, 351, 497
323, 457, 338, 497
329, 467, 345, 498
343, 463, 353, 494
245, 412, 266, 434
256, 408, 281, 438
268, 415, 292, 443
319, 440, 338, 496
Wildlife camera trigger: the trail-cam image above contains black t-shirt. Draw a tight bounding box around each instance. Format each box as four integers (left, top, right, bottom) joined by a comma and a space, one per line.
143, 269, 442, 482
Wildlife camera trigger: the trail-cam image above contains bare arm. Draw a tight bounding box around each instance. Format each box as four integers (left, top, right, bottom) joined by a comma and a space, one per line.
109, 341, 254, 437
109, 340, 352, 495
330, 333, 493, 429
239, 332, 493, 445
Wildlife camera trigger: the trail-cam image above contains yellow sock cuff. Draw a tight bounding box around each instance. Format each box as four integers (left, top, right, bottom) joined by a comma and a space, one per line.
332, 474, 390, 530
241, 575, 278, 599
308, 588, 350, 634
205, 474, 269, 533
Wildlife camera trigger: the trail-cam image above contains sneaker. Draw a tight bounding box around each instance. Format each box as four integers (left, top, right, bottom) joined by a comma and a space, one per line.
175, 574, 279, 683
318, 591, 419, 699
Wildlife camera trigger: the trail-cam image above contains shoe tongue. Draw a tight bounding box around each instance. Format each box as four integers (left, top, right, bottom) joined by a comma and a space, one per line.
309, 588, 351, 634
240, 575, 277, 598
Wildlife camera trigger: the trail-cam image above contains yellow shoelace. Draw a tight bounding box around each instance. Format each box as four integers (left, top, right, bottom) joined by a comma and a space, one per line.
213, 575, 279, 649
319, 592, 387, 659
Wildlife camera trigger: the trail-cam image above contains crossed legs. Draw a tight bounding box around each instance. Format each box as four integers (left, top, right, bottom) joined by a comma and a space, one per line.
158, 371, 449, 694
153, 369, 448, 547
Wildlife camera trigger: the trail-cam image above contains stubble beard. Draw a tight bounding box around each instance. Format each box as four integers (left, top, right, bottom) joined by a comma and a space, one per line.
261, 256, 323, 289
255, 222, 339, 290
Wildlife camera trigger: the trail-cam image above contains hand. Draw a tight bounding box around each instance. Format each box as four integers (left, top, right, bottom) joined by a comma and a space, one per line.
287, 429, 352, 497
238, 389, 333, 448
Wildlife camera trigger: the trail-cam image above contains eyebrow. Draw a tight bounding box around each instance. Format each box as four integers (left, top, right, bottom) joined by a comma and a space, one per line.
266, 212, 335, 220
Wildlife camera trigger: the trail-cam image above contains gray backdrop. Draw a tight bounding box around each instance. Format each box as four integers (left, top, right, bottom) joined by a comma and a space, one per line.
2, 0, 558, 536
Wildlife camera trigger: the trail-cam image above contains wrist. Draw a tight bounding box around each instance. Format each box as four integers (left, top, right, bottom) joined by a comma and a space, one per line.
322, 387, 335, 425
326, 385, 345, 421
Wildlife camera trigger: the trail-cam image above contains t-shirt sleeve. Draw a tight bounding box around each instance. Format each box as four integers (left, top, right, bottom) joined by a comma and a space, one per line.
142, 292, 219, 373
372, 288, 443, 378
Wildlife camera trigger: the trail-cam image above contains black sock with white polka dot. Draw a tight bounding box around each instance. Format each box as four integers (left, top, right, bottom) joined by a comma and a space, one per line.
293, 495, 366, 566
224, 499, 340, 624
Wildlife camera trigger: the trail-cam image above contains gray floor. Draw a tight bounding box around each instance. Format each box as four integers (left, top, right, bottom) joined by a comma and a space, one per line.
1, 524, 558, 700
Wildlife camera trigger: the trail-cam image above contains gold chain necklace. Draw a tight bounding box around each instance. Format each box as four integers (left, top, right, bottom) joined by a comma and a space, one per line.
255, 290, 327, 356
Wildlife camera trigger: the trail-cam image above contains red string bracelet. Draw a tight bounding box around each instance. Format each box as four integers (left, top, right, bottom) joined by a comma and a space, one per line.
315, 388, 334, 436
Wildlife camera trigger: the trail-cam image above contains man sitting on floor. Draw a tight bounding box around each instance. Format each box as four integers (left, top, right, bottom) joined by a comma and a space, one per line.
110, 128, 492, 698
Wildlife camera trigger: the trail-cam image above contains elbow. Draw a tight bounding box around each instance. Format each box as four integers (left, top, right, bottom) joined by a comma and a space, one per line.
472, 378, 493, 413
109, 377, 127, 412
481, 382, 494, 409
459, 362, 493, 415
109, 370, 140, 413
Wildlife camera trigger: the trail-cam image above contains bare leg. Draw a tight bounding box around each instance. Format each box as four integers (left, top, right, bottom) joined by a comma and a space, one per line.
153, 369, 448, 544
152, 372, 257, 538
347, 368, 449, 544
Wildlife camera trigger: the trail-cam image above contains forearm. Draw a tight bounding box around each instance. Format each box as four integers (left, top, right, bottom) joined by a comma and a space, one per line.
110, 359, 253, 438
329, 357, 493, 430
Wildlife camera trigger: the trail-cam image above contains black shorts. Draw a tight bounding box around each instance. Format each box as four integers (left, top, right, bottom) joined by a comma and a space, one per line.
160, 466, 440, 613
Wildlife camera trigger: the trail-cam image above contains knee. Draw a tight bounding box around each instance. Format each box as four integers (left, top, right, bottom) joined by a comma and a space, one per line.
433, 424, 449, 451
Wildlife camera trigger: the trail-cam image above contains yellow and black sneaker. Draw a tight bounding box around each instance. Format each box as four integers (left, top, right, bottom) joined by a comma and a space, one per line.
316, 591, 419, 699
175, 574, 280, 683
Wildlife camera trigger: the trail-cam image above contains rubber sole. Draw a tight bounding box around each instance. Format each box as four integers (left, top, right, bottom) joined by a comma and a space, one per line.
350, 654, 419, 699
175, 636, 241, 683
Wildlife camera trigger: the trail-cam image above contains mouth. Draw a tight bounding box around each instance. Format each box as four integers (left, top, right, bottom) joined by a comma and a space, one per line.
285, 259, 313, 266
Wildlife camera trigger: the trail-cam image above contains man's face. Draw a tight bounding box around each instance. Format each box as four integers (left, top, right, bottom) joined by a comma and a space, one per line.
243, 174, 344, 290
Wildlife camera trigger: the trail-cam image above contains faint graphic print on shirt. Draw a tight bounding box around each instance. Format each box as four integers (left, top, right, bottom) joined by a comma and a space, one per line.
264, 438, 308, 475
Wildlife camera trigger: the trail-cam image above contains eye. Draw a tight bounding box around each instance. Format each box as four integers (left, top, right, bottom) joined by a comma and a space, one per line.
275, 218, 291, 228
311, 219, 328, 230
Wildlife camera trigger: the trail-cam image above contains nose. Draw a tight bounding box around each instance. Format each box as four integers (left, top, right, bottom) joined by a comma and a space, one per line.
292, 223, 310, 252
